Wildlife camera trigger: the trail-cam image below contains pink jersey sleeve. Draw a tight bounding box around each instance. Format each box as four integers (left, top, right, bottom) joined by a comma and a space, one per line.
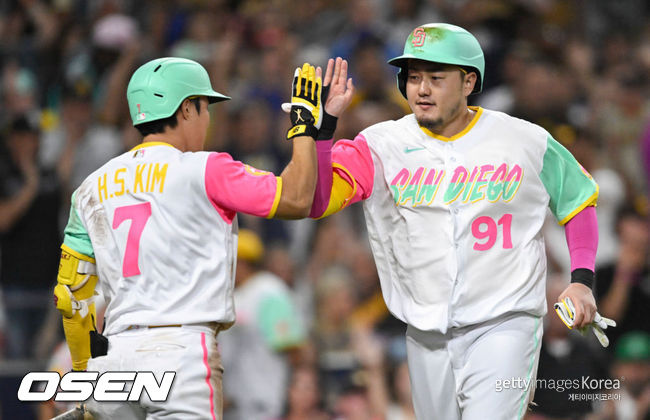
205, 152, 281, 223
331, 134, 374, 204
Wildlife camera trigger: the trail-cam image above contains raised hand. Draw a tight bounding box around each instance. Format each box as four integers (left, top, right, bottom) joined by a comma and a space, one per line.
322, 57, 354, 118
312, 57, 355, 141
282, 63, 324, 140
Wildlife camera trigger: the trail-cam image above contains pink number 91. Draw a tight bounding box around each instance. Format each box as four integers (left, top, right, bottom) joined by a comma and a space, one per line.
471, 214, 513, 251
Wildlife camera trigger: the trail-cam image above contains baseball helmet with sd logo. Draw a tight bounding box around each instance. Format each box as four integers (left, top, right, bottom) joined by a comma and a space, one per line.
388, 23, 485, 97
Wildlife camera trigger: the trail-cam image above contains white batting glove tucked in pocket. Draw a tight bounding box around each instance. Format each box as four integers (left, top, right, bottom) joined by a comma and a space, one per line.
553, 297, 617, 347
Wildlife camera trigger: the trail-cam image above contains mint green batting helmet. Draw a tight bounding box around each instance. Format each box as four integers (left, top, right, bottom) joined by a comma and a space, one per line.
127, 57, 230, 126
388, 23, 485, 97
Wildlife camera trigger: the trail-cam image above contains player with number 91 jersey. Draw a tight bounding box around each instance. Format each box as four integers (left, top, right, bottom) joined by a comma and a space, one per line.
322, 107, 598, 333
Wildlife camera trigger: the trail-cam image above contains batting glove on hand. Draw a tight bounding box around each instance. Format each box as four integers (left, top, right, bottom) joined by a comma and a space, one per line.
554, 297, 617, 347
282, 63, 323, 140
316, 85, 338, 140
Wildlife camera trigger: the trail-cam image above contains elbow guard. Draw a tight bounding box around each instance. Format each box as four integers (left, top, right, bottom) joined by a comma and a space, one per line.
54, 245, 98, 318
54, 245, 99, 371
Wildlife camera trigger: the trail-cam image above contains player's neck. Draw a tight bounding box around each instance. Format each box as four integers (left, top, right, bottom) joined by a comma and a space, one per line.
142, 131, 188, 152
436, 106, 475, 138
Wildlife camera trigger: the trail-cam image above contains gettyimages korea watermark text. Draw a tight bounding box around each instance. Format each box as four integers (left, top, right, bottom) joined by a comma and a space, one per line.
495, 376, 623, 400
17, 371, 176, 402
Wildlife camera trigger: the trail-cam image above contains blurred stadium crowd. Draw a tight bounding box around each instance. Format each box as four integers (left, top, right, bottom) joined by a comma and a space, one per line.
0, 0, 649, 419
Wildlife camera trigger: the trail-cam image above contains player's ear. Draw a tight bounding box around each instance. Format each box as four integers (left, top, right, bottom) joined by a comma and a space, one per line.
180, 98, 194, 120
462, 72, 477, 97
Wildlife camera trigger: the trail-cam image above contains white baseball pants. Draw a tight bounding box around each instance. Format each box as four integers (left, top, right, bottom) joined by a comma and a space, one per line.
86, 323, 223, 420
406, 313, 543, 420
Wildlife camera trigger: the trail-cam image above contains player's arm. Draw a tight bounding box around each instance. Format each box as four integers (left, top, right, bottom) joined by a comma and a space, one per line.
554, 207, 617, 346
557, 205, 598, 328
539, 134, 601, 328
205, 64, 323, 220
274, 134, 317, 218
312, 137, 374, 218
306, 57, 370, 219
54, 197, 99, 371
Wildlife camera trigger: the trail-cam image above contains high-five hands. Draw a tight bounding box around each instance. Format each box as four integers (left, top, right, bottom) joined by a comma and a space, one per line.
282, 58, 354, 140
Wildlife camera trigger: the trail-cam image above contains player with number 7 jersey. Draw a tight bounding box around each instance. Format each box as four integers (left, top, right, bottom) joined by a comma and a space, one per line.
53, 57, 322, 420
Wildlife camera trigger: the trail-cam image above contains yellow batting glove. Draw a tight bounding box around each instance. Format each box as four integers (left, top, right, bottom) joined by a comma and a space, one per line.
282, 63, 323, 139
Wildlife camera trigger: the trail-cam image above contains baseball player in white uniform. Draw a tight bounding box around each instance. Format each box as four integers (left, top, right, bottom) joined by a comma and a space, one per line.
308, 24, 610, 419
52, 57, 325, 419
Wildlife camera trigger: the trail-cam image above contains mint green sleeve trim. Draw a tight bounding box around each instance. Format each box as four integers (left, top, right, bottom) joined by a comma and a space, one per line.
257, 293, 305, 351
62, 191, 95, 258
540, 135, 599, 224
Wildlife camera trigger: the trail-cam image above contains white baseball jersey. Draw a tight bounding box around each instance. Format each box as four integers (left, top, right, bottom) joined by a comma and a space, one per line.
62, 141, 281, 336
330, 107, 598, 333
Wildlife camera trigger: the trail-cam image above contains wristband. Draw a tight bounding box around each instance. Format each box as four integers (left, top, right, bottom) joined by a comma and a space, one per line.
571, 268, 595, 289
317, 112, 338, 140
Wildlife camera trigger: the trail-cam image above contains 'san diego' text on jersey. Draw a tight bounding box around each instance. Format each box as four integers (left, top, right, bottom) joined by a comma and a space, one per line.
390, 163, 523, 206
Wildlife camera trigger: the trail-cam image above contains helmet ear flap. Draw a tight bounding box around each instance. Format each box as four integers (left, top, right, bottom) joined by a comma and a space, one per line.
396, 67, 407, 99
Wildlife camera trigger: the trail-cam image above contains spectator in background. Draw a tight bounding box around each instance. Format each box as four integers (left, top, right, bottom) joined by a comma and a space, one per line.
312, 264, 361, 409
477, 41, 537, 114
509, 58, 567, 130
593, 68, 650, 203
333, 384, 379, 420
227, 99, 282, 175
381, 0, 441, 53
39, 78, 122, 211
0, 62, 40, 126
642, 122, 650, 198
73, 11, 139, 104
595, 206, 650, 349
0, 114, 61, 359
347, 36, 407, 113
347, 245, 407, 342
0, 289, 6, 357
265, 242, 317, 331
330, 0, 393, 61
228, 98, 289, 241
598, 332, 650, 420
168, 8, 221, 65
385, 359, 415, 420
282, 364, 331, 420
219, 229, 307, 420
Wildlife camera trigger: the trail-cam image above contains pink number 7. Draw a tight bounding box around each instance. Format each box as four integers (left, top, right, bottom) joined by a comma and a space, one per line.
112, 202, 152, 277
